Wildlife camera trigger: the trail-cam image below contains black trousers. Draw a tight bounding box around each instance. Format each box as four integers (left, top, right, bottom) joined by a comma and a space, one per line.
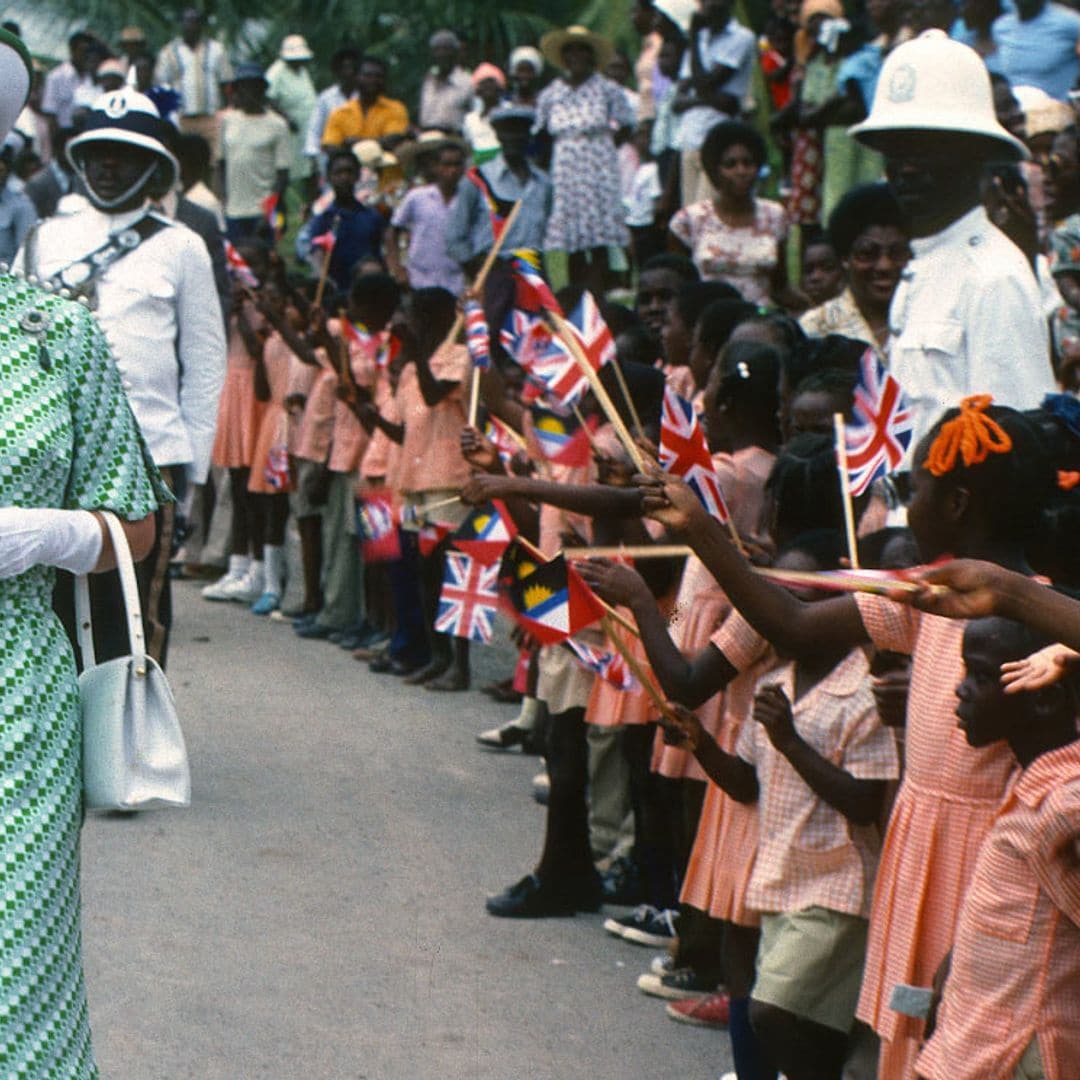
53, 470, 178, 672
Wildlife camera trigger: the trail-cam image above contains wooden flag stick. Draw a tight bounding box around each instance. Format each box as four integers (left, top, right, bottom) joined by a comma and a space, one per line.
312, 221, 338, 310
609, 354, 645, 441
832, 412, 861, 570
600, 614, 679, 721
547, 312, 647, 473
468, 366, 483, 428
565, 545, 693, 559
570, 401, 601, 454
421, 493, 463, 514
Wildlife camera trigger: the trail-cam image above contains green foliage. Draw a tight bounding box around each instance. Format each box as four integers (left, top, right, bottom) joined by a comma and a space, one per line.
37, 0, 636, 104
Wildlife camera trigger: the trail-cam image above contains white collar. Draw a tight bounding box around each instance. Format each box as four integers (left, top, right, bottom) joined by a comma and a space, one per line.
909, 204, 988, 259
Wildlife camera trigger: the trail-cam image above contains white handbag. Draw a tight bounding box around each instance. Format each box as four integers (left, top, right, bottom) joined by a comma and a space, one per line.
76, 511, 191, 811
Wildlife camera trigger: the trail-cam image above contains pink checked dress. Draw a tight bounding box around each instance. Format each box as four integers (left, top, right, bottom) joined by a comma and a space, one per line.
248, 331, 296, 494
212, 302, 265, 469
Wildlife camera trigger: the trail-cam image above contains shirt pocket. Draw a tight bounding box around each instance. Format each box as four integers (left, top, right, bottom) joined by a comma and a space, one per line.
894, 318, 964, 360
974, 873, 1040, 945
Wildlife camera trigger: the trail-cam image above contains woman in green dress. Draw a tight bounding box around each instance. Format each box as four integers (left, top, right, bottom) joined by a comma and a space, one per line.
0, 31, 168, 1076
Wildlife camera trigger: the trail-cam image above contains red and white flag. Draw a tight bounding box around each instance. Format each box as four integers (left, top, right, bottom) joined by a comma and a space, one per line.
224, 240, 259, 288
435, 551, 500, 643
563, 636, 640, 692
844, 349, 913, 496
659, 387, 730, 523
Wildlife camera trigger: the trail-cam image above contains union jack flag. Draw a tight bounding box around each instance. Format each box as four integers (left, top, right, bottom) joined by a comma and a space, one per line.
466, 166, 516, 240
483, 415, 523, 466
565, 291, 615, 373
659, 387, 730, 523
844, 349, 913, 497
224, 240, 259, 288
563, 636, 640, 692
435, 551, 500, 643
463, 299, 490, 370
357, 489, 401, 562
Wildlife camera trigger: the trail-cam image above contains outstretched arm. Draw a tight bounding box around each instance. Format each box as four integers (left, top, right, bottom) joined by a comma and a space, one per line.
660, 702, 759, 802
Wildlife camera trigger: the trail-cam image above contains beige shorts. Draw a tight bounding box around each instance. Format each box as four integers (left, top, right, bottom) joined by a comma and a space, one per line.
537, 640, 597, 715
405, 488, 469, 528
753, 906, 868, 1033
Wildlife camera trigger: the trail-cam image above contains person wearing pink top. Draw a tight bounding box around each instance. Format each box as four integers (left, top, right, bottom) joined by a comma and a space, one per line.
356, 287, 473, 688
296, 273, 401, 643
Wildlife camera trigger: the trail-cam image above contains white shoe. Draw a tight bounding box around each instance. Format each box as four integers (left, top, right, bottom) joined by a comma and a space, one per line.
230, 562, 265, 603
201, 555, 251, 601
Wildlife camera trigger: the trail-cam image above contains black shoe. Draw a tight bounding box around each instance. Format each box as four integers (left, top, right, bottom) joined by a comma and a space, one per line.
476, 723, 534, 751
389, 657, 424, 677
295, 621, 341, 640
485, 874, 577, 918
601, 855, 646, 906
368, 650, 394, 673
402, 658, 449, 686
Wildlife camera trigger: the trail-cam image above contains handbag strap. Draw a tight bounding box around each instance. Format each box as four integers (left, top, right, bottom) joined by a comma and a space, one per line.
74, 512, 147, 674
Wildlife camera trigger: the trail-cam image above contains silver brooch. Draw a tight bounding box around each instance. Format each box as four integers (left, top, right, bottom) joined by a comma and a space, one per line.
116, 228, 140, 250
20, 307, 52, 371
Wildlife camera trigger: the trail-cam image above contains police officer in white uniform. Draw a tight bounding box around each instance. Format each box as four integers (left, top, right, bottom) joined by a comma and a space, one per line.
851, 30, 1057, 454
17, 89, 226, 666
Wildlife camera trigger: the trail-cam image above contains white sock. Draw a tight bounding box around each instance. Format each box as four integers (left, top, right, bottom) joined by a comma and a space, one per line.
245, 559, 265, 589
226, 554, 250, 579
512, 696, 540, 732
262, 545, 285, 596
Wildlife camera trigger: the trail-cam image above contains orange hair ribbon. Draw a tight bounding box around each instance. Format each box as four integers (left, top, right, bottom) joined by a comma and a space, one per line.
1058, 469, 1080, 491
923, 395, 1013, 478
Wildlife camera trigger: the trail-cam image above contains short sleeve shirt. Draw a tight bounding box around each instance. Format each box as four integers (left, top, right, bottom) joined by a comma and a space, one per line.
993, 4, 1080, 101
736, 651, 899, 917
219, 110, 292, 218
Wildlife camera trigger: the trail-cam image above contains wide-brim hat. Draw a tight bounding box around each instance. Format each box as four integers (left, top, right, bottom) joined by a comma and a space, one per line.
0, 28, 32, 145
394, 130, 466, 169
280, 34, 313, 62
67, 89, 180, 188
850, 30, 1028, 160
119, 25, 147, 45
540, 25, 615, 73
652, 0, 697, 36
352, 138, 401, 170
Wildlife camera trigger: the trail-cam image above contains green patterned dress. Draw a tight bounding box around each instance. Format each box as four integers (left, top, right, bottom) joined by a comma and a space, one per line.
0, 273, 165, 1076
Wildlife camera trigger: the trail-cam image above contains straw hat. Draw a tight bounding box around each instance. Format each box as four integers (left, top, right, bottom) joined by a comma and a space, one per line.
119, 26, 147, 45
393, 129, 466, 169
279, 34, 314, 62
352, 139, 399, 170
540, 25, 614, 73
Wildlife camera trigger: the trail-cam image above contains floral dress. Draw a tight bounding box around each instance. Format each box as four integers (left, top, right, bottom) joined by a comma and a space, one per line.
669, 196, 788, 306
0, 274, 165, 1076
534, 73, 634, 252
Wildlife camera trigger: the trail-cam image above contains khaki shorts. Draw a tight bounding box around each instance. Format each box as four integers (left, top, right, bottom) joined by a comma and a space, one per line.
537, 640, 597, 715
406, 488, 469, 528
1014, 1037, 1045, 1080
753, 906, 868, 1033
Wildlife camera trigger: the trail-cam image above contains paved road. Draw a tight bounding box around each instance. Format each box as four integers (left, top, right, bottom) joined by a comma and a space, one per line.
81, 580, 731, 1080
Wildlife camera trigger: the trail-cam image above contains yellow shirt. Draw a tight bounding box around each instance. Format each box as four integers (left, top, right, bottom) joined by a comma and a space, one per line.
321, 95, 409, 147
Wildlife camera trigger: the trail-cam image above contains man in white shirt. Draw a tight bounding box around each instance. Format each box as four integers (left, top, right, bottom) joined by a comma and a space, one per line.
418, 30, 473, 132
852, 30, 1057, 461
671, 0, 755, 205
40, 32, 96, 144
17, 90, 226, 666
154, 8, 233, 152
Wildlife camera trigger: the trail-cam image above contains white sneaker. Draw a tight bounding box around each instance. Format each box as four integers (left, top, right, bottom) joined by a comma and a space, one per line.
201, 570, 247, 601
650, 953, 674, 976
230, 563, 265, 603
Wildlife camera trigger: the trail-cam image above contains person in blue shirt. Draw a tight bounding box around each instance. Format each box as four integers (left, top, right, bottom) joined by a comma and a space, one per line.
297, 148, 386, 301
993, 0, 1080, 101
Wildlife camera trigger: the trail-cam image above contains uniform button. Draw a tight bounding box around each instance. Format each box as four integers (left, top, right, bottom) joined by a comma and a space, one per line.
969, 235, 982, 247
122, 379, 133, 391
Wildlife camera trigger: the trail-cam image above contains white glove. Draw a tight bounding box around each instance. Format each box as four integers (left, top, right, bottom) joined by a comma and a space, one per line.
0, 507, 103, 578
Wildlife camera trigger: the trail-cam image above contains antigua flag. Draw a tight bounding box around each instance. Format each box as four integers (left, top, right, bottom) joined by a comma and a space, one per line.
563, 636, 640, 692
452, 500, 517, 564
510, 252, 563, 315
505, 554, 605, 646
224, 240, 259, 288
528, 403, 594, 467
435, 551, 500, 644
418, 520, 453, 557
463, 299, 491, 370
659, 387, 731, 523
466, 166, 516, 241
844, 349, 913, 496
357, 489, 401, 562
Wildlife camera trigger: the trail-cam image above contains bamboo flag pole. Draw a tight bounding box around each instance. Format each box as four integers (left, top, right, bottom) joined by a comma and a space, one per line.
609, 353, 645, 441
570, 401, 602, 455
335, 308, 353, 387
832, 412, 861, 570
565, 544, 694, 559
547, 311, 648, 473
456, 201, 524, 427
600, 614, 680, 722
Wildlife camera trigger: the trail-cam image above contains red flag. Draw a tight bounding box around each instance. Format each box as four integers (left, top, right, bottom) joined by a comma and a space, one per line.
357, 489, 401, 562
563, 636, 640, 692
261, 192, 284, 239
528, 404, 595, 468
435, 551, 500, 643
418, 520, 452, 557
311, 230, 336, 253
224, 240, 259, 288
483, 416, 523, 467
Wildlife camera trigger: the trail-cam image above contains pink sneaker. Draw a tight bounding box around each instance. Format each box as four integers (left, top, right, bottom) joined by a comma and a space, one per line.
665, 990, 731, 1028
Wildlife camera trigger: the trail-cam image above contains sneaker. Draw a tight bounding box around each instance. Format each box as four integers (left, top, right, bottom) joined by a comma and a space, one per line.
666, 991, 731, 1028
250, 592, 280, 616
603, 905, 677, 947
600, 854, 645, 905
637, 967, 717, 1000
201, 571, 249, 602
230, 567, 265, 604
650, 953, 675, 976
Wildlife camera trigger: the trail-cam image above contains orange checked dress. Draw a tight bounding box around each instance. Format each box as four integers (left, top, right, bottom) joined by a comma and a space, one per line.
212, 302, 265, 469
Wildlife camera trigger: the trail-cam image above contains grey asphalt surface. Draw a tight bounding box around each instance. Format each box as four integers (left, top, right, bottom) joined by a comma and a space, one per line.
81, 579, 732, 1080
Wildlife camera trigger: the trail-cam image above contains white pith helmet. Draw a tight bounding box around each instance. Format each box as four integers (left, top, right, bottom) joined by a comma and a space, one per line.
850, 30, 1029, 160
67, 89, 180, 209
